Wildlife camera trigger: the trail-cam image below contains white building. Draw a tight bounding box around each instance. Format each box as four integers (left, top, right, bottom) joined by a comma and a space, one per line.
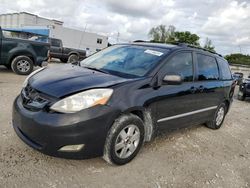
0, 12, 108, 55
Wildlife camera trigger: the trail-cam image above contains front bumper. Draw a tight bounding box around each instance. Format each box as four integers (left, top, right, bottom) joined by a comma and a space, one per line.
12, 95, 120, 159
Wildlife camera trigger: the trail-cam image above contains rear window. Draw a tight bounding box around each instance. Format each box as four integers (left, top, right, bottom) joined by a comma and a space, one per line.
2, 30, 21, 39
217, 58, 232, 80
51, 39, 61, 47
197, 54, 219, 81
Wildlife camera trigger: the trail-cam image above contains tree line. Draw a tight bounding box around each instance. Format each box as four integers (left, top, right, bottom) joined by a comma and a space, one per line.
225, 53, 250, 66
148, 25, 250, 66
148, 25, 215, 52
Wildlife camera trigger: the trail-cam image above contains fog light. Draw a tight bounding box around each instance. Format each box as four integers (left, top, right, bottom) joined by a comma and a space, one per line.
58, 144, 85, 152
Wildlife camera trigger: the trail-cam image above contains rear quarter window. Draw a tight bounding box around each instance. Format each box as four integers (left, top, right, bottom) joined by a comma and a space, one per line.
217, 58, 232, 80
197, 53, 219, 81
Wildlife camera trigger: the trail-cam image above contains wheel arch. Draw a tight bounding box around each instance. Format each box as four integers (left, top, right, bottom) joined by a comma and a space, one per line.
68, 51, 79, 57
124, 107, 155, 142
223, 99, 230, 114
8, 51, 35, 65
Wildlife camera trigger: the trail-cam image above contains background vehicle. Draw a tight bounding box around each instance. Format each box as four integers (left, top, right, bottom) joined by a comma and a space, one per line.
49, 38, 86, 63
232, 72, 244, 85
0, 27, 49, 75
238, 76, 250, 101
12, 43, 235, 165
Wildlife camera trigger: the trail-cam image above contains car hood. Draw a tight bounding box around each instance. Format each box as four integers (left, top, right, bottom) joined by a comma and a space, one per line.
29, 64, 131, 98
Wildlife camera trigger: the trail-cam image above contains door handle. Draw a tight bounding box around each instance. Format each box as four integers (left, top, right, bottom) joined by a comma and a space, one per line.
189, 86, 196, 94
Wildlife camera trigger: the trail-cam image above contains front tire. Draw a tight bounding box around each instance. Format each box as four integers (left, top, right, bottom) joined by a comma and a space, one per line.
103, 114, 145, 165
11, 56, 34, 75
205, 103, 227, 129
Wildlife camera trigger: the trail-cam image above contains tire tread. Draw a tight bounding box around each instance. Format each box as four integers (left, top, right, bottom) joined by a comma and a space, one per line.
103, 114, 144, 165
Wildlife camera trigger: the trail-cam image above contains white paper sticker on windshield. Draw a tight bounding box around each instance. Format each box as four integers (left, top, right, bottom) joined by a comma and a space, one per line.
144, 49, 163, 56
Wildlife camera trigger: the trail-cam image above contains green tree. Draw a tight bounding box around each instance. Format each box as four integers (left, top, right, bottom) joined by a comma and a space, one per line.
148, 25, 200, 46
174, 31, 200, 46
225, 53, 250, 66
203, 38, 215, 52
148, 25, 176, 43
165, 25, 176, 43
148, 25, 167, 43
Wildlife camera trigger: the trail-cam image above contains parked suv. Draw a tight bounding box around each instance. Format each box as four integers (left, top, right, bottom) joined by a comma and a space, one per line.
232, 72, 244, 85
12, 42, 235, 165
48, 38, 86, 63
238, 75, 250, 101
0, 28, 49, 75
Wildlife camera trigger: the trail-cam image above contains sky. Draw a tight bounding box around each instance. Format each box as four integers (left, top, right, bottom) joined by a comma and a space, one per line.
0, 0, 250, 55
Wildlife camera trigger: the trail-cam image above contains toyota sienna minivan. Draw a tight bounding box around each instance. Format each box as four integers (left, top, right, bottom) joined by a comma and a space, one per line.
12, 42, 235, 165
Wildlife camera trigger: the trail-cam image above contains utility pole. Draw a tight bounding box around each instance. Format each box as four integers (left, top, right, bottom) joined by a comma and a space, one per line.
239, 45, 242, 53
79, 24, 88, 48
116, 32, 120, 43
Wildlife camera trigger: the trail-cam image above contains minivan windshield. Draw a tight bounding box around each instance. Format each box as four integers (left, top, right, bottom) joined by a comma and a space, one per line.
80, 45, 169, 78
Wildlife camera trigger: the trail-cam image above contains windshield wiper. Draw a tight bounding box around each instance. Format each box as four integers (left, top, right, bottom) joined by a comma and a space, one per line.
82, 66, 110, 74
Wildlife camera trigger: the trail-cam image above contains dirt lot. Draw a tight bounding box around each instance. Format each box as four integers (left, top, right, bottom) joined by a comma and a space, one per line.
0, 64, 250, 188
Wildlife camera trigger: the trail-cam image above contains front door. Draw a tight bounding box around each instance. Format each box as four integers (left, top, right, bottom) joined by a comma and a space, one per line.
155, 51, 199, 130
50, 39, 63, 59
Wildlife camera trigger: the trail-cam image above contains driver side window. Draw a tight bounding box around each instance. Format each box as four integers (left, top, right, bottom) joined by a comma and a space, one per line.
163, 52, 193, 82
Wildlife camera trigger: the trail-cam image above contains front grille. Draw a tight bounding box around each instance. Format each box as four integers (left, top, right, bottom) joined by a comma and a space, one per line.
21, 84, 48, 111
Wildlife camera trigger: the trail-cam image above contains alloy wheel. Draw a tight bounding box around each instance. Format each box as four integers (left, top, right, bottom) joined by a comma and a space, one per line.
216, 107, 225, 126
114, 124, 140, 159
16, 60, 30, 73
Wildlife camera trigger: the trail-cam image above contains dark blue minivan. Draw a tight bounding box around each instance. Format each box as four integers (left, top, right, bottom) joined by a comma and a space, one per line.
12, 42, 235, 165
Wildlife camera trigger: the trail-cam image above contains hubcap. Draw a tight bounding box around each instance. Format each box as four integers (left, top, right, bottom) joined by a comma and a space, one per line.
216, 107, 225, 126
115, 124, 140, 159
17, 60, 30, 72
69, 55, 78, 63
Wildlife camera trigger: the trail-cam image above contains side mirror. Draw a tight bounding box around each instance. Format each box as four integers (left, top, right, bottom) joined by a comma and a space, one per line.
163, 74, 182, 85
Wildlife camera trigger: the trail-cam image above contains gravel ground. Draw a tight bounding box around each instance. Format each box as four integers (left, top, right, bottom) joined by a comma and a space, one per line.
0, 64, 250, 188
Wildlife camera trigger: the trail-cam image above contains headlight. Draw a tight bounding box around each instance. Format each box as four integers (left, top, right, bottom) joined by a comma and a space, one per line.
22, 67, 45, 88
50, 89, 113, 113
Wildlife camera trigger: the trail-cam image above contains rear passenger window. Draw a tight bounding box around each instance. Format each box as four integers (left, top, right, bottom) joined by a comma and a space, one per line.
217, 58, 232, 80
197, 54, 219, 81
164, 52, 193, 82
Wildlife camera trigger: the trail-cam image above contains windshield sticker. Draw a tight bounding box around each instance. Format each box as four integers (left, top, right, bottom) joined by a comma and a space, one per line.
144, 49, 163, 56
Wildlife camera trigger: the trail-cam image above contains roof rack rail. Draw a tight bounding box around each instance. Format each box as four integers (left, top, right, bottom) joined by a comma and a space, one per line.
133, 40, 149, 43
168, 42, 222, 57
165, 41, 187, 46
132, 40, 222, 57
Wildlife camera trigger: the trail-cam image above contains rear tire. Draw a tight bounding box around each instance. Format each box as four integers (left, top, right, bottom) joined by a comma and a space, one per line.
67, 54, 79, 63
11, 56, 34, 75
205, 103, 227, 129
60, 58, 68, 63
103, 114, 145, 165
